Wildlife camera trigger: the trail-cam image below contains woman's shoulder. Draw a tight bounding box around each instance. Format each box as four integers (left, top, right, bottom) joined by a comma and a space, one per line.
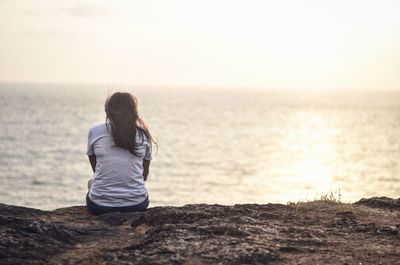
136, 127, 151, 143
89, 123, 110, 135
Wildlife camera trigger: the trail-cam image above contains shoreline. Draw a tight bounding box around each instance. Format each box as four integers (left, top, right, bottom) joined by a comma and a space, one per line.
1, 197, 400, 264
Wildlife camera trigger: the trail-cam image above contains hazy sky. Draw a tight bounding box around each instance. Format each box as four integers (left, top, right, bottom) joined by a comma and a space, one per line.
1, 0, 400, 90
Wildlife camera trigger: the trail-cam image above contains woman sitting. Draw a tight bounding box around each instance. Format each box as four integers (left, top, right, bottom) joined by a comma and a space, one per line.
86, 92, 155, 215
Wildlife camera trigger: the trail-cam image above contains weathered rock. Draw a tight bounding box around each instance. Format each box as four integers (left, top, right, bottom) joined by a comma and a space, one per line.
355, 196, 400, 210
1, 198, 400, 265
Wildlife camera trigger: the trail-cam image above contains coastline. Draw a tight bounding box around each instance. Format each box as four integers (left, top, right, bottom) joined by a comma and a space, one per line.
1, 197, 400, 264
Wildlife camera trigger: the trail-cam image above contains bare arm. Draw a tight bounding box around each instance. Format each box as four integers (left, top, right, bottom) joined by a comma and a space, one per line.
88, 155, 97, 173
143, 159, 151, 181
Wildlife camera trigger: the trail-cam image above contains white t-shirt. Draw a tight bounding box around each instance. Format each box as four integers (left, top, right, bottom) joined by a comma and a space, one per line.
86, 123, 152, 207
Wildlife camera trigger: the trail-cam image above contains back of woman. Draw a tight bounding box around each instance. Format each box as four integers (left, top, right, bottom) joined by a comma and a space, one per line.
86, 92, 155, 215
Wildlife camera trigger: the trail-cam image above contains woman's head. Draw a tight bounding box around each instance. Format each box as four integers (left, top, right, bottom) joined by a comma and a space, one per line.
105, 92, 153, 156
105, 92, 138, 123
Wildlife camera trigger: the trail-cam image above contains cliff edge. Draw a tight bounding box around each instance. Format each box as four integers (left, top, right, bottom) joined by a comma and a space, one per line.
1, 197, 400, 264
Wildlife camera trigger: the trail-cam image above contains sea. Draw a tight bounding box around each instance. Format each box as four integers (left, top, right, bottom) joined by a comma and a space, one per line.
0, 82, 399, 210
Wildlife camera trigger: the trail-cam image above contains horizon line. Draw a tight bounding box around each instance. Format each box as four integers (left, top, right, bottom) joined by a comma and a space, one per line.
0, 80, 399, 93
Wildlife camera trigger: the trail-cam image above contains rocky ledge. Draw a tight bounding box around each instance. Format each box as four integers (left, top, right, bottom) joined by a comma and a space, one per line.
1, 197, 400, 265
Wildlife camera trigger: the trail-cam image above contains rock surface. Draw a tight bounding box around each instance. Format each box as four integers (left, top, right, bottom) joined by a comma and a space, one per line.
1, 197, 400, 264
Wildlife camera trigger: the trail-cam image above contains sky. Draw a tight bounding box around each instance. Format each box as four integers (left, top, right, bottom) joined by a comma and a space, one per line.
0, 0, 400, 90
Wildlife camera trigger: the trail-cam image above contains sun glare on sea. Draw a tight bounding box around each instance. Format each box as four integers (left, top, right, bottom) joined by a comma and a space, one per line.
248, 109, 341, 203
287, 111, 337, 187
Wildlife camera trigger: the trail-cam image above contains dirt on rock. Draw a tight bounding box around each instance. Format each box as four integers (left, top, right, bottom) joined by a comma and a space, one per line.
1, 197, 400, 264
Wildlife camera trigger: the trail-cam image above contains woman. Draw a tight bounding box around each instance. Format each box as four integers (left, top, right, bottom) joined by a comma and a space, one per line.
86, 92, 155, 215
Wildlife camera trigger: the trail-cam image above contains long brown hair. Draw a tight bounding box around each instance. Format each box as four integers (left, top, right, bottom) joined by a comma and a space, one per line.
105, 92, 155, 157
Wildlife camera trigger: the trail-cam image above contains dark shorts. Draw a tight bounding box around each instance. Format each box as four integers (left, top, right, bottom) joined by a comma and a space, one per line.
86, 193, 149, 215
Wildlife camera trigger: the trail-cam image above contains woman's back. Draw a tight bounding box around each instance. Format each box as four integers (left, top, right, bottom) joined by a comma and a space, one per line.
87, 123, 152, 207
